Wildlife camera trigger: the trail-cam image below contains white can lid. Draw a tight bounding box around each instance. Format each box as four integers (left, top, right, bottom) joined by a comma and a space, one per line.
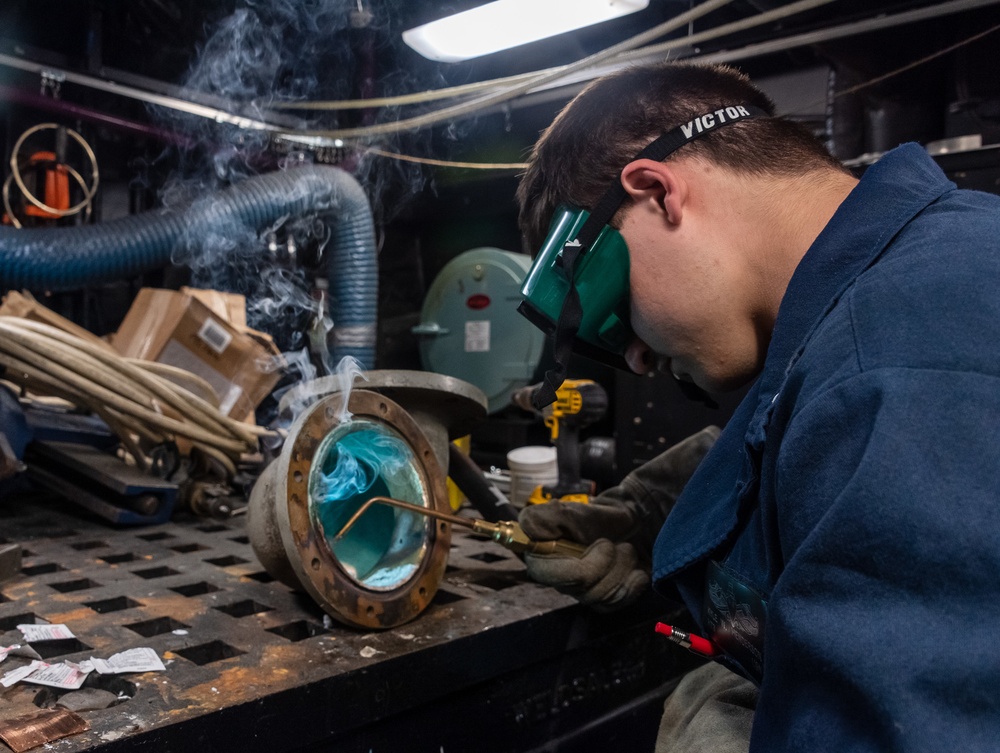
506, 445, 557, 468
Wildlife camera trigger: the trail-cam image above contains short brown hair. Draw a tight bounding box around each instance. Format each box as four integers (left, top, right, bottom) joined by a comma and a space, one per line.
517, 62, 845, 252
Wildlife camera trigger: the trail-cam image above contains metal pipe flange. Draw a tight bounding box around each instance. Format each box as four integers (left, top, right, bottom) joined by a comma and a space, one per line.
249, 388, 450, 629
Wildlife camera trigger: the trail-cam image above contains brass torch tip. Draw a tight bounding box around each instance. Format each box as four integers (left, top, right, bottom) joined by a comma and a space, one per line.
334, 496, 470, 540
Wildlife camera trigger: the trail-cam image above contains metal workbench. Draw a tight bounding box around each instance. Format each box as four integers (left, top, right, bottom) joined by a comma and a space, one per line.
0, 491, 698, 753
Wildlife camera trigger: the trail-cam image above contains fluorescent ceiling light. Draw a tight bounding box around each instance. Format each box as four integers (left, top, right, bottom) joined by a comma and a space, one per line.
403, 0, 651, 63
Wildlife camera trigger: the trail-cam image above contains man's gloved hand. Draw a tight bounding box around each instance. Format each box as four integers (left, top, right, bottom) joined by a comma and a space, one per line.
519, 425, 721, 611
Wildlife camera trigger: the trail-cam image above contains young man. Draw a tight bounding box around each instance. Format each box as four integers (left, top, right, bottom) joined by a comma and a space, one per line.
515, 62, 1000, 751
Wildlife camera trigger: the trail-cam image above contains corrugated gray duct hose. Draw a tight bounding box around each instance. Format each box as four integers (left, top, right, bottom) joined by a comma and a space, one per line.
0, 165, 378, 368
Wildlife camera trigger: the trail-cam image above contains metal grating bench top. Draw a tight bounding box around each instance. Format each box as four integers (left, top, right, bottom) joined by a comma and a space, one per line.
0, 493, 696, 753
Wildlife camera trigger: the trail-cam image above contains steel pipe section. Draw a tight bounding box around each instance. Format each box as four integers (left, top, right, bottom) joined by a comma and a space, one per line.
247, 370, 487, 629
247, 388, 450, 629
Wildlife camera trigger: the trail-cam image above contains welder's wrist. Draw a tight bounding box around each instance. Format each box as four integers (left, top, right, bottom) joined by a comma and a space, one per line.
591, 476, 668, 556
610, 426, 723, 553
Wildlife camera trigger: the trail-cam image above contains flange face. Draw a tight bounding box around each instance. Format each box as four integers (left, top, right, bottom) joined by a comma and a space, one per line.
276, 389, 450, 629
361, 370, 488, 439
276, 370, 487, 440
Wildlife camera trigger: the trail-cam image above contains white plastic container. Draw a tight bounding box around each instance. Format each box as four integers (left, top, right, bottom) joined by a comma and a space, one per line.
506, 446, 558, 507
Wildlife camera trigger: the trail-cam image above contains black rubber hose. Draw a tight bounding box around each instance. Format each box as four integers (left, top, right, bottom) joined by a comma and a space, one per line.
447, 443, 519, 522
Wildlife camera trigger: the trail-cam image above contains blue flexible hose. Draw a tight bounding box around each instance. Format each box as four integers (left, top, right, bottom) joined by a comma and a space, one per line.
0, 165, 377, 368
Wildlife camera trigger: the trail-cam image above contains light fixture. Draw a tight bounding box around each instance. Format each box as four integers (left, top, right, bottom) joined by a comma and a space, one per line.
402, 0, 651, 63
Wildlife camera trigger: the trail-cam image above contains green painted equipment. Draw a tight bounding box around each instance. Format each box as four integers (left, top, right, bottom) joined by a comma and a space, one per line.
415, 248, 544, 413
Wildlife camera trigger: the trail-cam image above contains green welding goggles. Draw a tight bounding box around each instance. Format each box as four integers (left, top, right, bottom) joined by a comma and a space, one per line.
518, 206, 632, 368
518, 103, 766, 408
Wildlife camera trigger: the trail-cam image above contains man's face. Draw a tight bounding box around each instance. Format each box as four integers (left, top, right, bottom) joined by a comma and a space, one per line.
616, 198, 766, 393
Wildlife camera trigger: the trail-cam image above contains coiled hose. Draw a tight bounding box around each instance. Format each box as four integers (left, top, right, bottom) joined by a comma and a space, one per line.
0, 165, 378, 368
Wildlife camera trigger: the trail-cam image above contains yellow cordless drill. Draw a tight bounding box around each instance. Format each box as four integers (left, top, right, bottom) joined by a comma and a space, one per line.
512, 379, 608, 505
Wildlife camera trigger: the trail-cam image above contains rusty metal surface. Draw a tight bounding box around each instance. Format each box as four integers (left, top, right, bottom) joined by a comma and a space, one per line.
361, 370, 489, 440
265, 389, 451, 629
0, 492, 696, 753
274, 370, 488, 445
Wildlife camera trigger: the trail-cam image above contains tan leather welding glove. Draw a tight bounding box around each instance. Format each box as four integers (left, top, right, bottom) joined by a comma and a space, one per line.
519, 426, 721, 611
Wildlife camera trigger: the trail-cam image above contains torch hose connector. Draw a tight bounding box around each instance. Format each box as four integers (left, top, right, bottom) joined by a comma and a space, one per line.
470, 519, 588, 557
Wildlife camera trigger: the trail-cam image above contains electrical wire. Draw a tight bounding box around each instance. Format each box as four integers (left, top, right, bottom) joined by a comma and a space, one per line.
0, 0, 989, 147
616, 0, 842, 67
363, 147, 527, 170
9, 318, 265, 444
0, 335, 248, 452
269, 0, 841, 114
273, 0, 841, 170
0, 317, 275, 474
359, 1, 997, 171
830, 21, 1000, 103
780, 20, 1000, 120
277, 0, 737, 142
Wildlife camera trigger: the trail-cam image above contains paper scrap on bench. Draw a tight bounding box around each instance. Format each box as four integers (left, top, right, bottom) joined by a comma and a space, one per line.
17, 623, 75, 642
22, 661, 93, 690
88, 648, 165, 674
2, 660, 46, 688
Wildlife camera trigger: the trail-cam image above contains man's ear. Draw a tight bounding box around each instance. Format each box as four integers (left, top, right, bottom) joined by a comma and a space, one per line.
620, 159, 686, 225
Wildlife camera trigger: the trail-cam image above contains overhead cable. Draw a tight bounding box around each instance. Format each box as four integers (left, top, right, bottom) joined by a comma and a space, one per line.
276, 0, 737, 142
269, 0, 840, 113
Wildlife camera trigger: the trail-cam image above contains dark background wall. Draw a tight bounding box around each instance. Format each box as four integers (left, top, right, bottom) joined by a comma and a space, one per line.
3, 0, 999, 480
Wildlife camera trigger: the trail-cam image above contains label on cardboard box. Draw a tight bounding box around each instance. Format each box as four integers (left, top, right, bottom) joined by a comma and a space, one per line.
197, 317, 233, 354
217, 384, 244, 416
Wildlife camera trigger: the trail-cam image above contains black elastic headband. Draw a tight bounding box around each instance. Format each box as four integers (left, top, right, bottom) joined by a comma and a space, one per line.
532, 104, 768, 410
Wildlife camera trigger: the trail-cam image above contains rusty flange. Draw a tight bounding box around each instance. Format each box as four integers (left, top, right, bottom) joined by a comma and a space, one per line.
249, 389, 451, 629
275, 370, 487, 471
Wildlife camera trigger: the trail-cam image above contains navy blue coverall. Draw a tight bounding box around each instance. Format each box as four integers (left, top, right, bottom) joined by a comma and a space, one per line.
654, 143, 1000, 751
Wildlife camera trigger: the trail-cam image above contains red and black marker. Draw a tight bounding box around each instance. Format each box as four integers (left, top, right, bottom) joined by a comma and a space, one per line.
655, 622, 723, 659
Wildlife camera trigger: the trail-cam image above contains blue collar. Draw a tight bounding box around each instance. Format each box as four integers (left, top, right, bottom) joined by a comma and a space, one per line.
653, 143, 956, 583
747, 143, 955, 443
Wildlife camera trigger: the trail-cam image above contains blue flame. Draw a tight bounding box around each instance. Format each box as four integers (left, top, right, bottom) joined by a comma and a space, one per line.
312, 425, 416, 581
315, 429, 409, 503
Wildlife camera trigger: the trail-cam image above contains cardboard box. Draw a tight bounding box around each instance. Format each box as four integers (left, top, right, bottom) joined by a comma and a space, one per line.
0, 291, 115, 352
112, 288, 283, 420
180, 287, 247, 329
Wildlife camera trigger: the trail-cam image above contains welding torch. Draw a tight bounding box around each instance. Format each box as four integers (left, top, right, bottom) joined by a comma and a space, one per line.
335, 496, 588, 558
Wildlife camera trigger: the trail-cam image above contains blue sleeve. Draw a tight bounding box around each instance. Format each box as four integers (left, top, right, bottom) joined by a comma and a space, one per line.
750, 367, 1000, 752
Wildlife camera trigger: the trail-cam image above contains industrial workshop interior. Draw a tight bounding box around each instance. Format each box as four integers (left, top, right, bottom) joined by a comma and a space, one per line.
0, 0, 998, 750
